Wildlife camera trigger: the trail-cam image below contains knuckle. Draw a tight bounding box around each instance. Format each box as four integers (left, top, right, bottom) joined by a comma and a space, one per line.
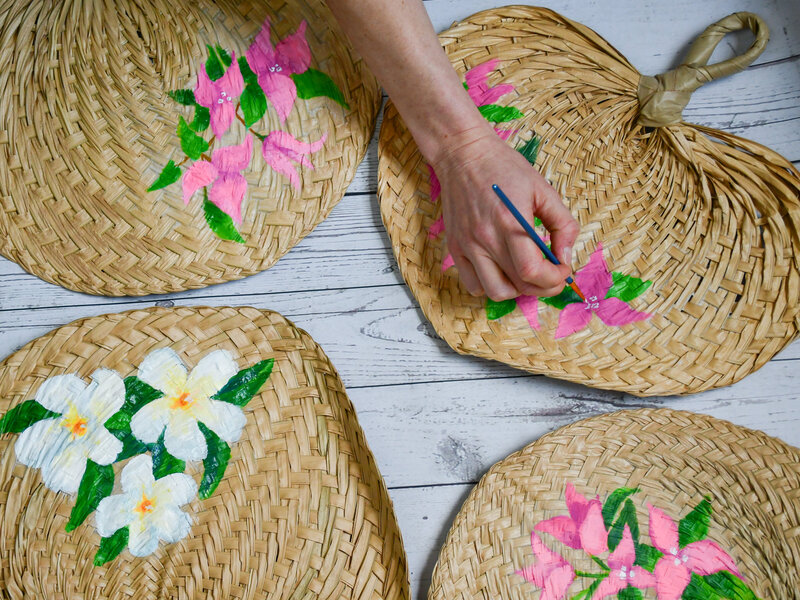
487, 287, 517, 302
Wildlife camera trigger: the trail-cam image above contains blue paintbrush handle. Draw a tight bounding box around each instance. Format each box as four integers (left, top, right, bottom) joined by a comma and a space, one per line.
492, 184, 575, 285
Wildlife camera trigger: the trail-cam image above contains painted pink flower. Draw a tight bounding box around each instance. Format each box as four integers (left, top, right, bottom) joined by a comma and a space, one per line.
194, 54, 245, 138
555, 244, 651, 338
592, 525, 657, 599
246, 19, 311, 123
261, 130, 326, 190
535, 482, 608, 555
517, 533, 575, 600
465, 58, 514, 106
648, 504, 741, 600
182, 137, 253, 223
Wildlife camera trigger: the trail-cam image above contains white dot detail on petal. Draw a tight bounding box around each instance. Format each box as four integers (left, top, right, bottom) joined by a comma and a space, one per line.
218, 99, 224, 104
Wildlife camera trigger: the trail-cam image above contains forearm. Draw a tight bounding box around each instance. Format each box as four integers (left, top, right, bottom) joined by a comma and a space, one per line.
325, 0, 492, 163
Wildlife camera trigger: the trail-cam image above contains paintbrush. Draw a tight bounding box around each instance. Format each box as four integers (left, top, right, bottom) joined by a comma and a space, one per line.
492, 184, 586, 301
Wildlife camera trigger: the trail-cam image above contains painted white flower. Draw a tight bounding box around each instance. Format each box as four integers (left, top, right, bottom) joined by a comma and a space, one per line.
15, 369, 125, 494
95, 454, 196, 556
130, 348, 245, 461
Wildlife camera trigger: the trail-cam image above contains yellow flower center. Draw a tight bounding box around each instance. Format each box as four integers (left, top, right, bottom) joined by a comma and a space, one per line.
170, 391, 193, 410
61, 405, 88, 439
134, 493, 155, 516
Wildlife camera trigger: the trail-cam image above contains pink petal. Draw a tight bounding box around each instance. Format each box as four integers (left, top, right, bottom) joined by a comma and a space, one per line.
579, 501, 609, 556
181, 161, 218, 204
517, 563, 548, 587
275, 21, 311, 74
464, 59, 514, 105
607, 525, 634, 569
193, 65, 216, 107
262, 138, 301, 190
554, 302, 593, 339
245, 36, 274, 77
428, 216, 445, 239
530, 532, 568, 568
654, 557, 692, 600
211, 136, 253, 174
565, 483, 591, 524
267, 130, 327, 155
590, 574, 626, 600
647, 504, 680, 554
684, 540, 741, 577
574, 243, 612, 298
594, 297, 651, 327
535, 516, 581, 550
541, 564, 575, 600
441, 254, 455, 271
208, 172, 247, 223
217, 53, 244, 97
516, 295, 539, 330
494, 127, 519, 141
258, 71, 297, 123
427, 165, 441, 202
210, 100, 236, 139
630, 567, 657, 590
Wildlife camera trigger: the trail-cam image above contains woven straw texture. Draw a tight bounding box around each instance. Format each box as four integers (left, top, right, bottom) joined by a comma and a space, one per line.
0, 0, 380, 296
429, 408, 800, 600
377, 6, 800, 396
0, 306, 408, 600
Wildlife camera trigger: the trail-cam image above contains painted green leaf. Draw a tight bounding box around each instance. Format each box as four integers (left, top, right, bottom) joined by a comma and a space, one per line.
104, 376, 163, 431
213, 358, 274, 407
517, 135, 541, 166
462, 81, 469, 91
633, 543, 663, 572
478, 104, 524, 123
533, 216, 543, 226
681, 573, 724, 600
238, 55, 258, 85
291, 69, 349, 109
203, 197, 246, 243
198, 422, 231, 499
66, 461, 114, 532
486, 298, 517, 320
147, 160, 181, 192
608, 498, 639, 551
191, 105, 210, 132
679, 495, 712, 548
606, 272, 652, 303
0, 400, 59, 435
151, 433, 185, 479
540, 285, 583, 310
216, 45, 232, 67
205, 44, 225, 81
94, 527, 129, 566
602, 487, 639, 528
702, 572, 759, 600
177, 116, 209, 160
618, 588, 643, 600
168, 89, 196, 105
241, 82, 267, 127
113, 429, 149, 461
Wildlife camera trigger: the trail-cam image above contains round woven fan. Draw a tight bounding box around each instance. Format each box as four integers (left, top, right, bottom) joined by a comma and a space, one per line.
0, 306, 407, 600
377, 7, 800, 396
429, 408, 800, 600
0, 0, 380, 296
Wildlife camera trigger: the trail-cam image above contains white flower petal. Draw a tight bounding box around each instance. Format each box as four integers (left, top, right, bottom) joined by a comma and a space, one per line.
130, 398, 169, 444
83, 368, 126, 421
185, 350, 237, 401
41, 443, 88, 494
164, 413, 207, 461
121, 455, 155, 494
34, 374, 86, 413
87, 427, 123, 465
151, 505, 192, 544
15, 418, 65, 468
193, 398, 246, 443
153, 472, 197, 507
95, 494, 135, 537
128, 518, 160, 557
138, 348, 187, 397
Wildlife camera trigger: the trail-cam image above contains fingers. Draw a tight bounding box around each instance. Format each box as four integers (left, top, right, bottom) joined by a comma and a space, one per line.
471, 254, 518, 301
504, 232, 567, 298
531, 183, 580, 269
449, 242, 484, 297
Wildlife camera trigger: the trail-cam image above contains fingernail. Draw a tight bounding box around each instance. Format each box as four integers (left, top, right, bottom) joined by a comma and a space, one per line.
562, 246, 572, 265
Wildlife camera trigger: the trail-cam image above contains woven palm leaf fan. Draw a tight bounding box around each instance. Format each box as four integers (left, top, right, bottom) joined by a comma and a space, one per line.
377, 7, 800, 396
429, 409, 800, 600
0, 306, 408, 600
0, 0, 380, 295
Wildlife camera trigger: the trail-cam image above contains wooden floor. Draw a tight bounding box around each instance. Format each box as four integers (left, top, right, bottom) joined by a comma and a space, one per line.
0, 1, 798, 597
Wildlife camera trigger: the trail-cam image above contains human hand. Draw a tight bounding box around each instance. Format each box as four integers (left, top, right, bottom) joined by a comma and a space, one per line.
432, 127, 580, 301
